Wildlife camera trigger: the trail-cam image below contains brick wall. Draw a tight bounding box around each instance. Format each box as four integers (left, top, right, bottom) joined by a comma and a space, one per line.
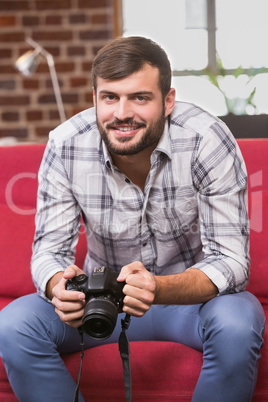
0, 0, 121, 143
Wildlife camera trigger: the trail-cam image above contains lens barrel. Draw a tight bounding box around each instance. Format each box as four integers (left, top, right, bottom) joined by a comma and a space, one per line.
82, 298, 118, 340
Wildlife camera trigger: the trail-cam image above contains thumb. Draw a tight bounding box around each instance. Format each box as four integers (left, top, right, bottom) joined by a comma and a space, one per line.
63, 265, 81, 280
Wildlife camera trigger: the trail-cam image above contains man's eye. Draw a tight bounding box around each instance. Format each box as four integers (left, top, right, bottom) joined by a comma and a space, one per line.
135, 96, 147, 102
104, 95, 115, 101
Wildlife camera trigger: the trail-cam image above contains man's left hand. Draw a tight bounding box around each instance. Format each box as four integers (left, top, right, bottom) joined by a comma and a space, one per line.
117, 261, 157, 317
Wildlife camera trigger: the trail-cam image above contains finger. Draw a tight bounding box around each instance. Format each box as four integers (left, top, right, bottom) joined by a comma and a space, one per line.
125, 272, 156, 291
53, 285, 86, 302
123, 283, 155, 305
52, 297, 85, 312
122, 295, 151, 317
55, 306, 84, 325
118, 261, 145, 282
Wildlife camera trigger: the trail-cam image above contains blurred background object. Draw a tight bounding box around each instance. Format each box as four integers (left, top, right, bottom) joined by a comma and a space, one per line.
14, 37, 66, 123
0, 0, 120, 143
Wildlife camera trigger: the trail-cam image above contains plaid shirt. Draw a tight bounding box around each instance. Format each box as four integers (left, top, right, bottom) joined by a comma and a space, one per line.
31, 101, 250, 300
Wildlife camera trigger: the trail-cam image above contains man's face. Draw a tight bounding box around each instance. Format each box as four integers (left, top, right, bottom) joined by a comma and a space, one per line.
93, 64, 175, 156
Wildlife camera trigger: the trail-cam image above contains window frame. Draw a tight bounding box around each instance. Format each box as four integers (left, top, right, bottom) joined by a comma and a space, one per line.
115, 0, 256, 78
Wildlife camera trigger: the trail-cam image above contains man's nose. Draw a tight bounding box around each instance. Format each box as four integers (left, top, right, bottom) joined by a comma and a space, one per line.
113, 99, 134, 121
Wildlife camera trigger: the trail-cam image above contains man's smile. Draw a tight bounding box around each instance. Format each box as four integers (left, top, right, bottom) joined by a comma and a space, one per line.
107, 120, 146, 138
114, 126, 139, 132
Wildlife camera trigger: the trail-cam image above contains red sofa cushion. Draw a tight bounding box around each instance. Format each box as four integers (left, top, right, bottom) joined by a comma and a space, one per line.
64, 341, 203, 401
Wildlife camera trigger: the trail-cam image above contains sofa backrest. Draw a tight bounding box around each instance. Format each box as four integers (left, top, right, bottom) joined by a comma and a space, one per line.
0, 140, 267, 304
237, 139, 268, 305
0, 145, 45, 298
0, 144, 87, 299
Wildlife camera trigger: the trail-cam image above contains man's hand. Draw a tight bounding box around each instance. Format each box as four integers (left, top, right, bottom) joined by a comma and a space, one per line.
117, 263, 218, 317
117, 261, 157, 317
47, 265, 86, 328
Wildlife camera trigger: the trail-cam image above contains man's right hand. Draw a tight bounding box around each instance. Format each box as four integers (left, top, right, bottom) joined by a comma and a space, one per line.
47, 265, 86, 328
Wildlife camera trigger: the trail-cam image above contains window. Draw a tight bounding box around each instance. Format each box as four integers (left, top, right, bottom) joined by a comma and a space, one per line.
121, 0, 268, 116
123, 0, 208, 71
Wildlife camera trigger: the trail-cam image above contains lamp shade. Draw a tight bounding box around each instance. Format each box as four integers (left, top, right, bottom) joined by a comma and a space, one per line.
14, 37, 66, 122
14, 49, 41, 77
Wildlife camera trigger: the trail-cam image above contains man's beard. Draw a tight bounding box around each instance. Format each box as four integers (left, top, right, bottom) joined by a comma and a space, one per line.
96, 109, 166, 156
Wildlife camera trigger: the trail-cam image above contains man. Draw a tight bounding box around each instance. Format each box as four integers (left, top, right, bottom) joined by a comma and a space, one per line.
0, 36, 265, 401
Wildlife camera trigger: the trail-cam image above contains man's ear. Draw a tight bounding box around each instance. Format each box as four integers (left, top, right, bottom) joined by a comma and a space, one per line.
164, 88, 176, 118
92, 87, 96, 107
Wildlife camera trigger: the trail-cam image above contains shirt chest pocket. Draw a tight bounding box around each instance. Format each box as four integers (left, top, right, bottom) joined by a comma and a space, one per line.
146, 188, 198, 240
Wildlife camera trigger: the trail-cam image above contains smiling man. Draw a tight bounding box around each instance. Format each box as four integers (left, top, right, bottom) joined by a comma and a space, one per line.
0, 36, 265, 402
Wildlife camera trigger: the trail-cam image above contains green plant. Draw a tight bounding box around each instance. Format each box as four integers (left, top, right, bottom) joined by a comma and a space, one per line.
204, 55, 268, 115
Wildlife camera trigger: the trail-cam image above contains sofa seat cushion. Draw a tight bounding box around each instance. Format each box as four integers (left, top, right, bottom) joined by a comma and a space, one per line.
0, 363, 17, 402
0, 297, 15, 311
64, 341, 203, 401
0, 340, 202, 401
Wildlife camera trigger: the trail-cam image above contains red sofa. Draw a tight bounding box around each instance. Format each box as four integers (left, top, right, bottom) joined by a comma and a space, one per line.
0, 139, 267, 401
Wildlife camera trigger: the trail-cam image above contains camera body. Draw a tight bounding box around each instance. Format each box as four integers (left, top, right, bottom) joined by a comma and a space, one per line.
66, 266, 125, 340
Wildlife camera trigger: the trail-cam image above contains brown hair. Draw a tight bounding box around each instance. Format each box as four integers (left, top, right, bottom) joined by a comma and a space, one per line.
92, 36, 172, 98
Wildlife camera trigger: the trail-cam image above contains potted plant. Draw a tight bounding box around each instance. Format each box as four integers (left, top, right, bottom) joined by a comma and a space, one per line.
204, 56, 268, 138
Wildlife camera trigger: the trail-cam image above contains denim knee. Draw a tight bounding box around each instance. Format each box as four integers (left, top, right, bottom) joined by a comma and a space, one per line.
0, 296, 38, 363
199, 291, 265, 368
0, 299, 24, 344
0, 294, 60, 365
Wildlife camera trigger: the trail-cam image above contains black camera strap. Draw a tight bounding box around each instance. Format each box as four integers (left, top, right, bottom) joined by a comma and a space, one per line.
119, 314, 132, 402
73, 326, 84, 402
73, 315, 132, 402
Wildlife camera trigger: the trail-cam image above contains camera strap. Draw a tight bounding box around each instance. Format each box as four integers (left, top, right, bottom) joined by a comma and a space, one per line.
73, 315, 132, 402
119, 313, 132, 402
73, 326, 84, 402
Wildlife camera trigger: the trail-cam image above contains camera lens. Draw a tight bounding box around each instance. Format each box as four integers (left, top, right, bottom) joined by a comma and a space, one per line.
82, 297, 118, 340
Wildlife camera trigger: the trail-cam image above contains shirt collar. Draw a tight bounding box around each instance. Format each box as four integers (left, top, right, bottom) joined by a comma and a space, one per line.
102, 140, 114, 171
153, 120, 172, 160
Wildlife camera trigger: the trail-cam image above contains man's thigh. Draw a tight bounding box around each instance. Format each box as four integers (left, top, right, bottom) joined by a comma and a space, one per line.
102, 291, 265, 353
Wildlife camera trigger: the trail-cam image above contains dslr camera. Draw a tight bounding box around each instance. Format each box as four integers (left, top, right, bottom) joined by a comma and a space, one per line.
66, 266, 125, 340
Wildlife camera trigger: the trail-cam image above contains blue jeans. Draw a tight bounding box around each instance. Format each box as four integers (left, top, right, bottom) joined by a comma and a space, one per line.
0, 291, 265, 402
